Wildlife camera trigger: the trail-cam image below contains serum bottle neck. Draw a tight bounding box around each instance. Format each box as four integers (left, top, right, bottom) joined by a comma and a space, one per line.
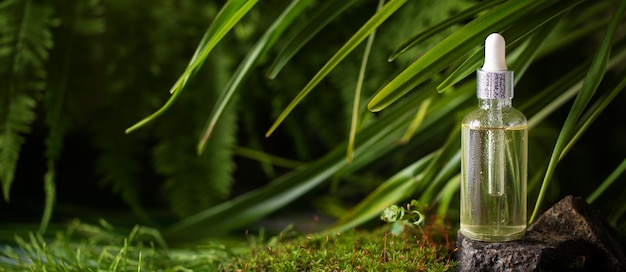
479, 98, 512, 110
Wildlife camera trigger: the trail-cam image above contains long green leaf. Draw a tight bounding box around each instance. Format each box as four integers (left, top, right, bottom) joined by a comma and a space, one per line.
197, 0, 312, 154
434, 173, 460, 222
265, 0, 408, 137
530, 0, 626, 222
265, 0, 361, 79
399, 96, 432, 144
419, 143, 461, 204
521, 62, 587, 117
125, 0, 257, 134
347, 0, 382, 163
338, 20, 621, 231
435, 47, 481, 93
367, 0, 553, 111
231, 146, 304, 169
526, 81, 582, 129
560, 67, 626, 159
156, 44, 238, 218
172, 0, 256, 96
608, 187, 626, 226
409, 126, 461, 198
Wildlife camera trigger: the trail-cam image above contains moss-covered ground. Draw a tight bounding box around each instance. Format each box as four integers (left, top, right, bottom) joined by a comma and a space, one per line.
227, 221, 457, 271
0, 219, 457, 271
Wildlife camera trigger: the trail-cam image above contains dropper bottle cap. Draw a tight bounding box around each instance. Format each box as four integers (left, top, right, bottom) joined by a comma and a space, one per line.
477, 33, 514, 99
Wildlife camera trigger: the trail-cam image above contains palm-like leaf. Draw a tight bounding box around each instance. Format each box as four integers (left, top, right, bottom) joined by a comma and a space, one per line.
157, 0, 626, 241
367, 0, 579, 111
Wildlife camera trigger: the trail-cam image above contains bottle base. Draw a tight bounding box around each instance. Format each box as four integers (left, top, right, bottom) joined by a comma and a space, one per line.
460, 224, 526, 242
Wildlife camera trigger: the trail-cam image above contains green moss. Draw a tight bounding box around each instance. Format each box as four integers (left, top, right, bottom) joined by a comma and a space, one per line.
227, 224, 456, 271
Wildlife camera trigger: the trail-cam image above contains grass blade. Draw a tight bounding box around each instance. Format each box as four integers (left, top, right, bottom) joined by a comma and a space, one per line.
265, 0, 408, 137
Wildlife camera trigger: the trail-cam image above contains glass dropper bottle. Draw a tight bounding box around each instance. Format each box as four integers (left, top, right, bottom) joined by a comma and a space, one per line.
460, 33, 528, 242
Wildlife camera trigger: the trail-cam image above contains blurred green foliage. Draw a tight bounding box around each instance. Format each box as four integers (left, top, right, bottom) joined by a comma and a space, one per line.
1, 0, 626, 248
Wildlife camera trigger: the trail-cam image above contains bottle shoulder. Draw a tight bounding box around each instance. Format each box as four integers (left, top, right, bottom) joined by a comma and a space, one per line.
462, 107, 527, 129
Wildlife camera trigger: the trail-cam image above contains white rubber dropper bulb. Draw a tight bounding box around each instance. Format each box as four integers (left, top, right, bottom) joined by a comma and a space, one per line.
477, 33, 513, 100
482, 33, 507, 71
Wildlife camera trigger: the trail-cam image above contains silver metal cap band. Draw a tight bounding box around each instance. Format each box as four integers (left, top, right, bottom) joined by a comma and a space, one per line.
477, 69, 514, 99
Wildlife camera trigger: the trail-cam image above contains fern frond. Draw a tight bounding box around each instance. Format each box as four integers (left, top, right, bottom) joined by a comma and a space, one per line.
155, 47, 238, 218
154, 100, 237, 218
0, 0, 56, 201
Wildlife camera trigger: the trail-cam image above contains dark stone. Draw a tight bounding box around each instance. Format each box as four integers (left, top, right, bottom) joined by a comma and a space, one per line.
455, 195, 626, 271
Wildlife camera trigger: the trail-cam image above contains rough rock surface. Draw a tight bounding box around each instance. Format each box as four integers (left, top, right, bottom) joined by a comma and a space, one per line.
455, 195, 626, 271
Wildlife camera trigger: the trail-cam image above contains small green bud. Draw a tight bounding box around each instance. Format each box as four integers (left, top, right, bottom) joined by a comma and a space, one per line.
380, 205, 405, 223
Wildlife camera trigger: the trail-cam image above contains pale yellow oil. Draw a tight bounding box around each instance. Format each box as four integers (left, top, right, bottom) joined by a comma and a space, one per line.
460, 124, 527, 242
